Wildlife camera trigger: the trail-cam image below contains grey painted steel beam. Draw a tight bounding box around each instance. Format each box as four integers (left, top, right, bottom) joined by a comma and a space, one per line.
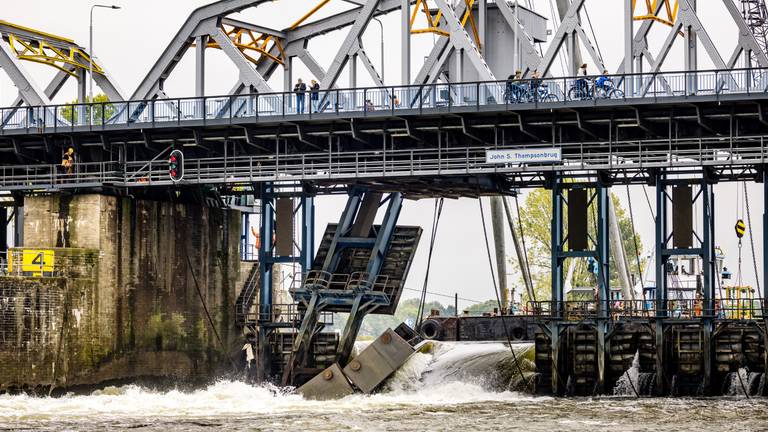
221, 17, 286, 38
320, 0, 382, 90
402, 0, 411, 85
721, 0, 768, 68
494, 0, 540, 75
353, 42, 385, 88
433, 0, 495, 81
131, 0, 271, 100
210, 28, 274, 95
286, 0, 410, 43
0, 38, 51, 106
556, 0, 583, 74
536, 0, 604, 77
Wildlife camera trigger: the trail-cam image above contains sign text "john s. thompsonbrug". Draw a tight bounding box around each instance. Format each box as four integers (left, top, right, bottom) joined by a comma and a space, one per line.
485, 148, 562, 164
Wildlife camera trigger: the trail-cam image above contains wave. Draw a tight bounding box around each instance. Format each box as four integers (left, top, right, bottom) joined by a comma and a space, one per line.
0, 341, 539, 422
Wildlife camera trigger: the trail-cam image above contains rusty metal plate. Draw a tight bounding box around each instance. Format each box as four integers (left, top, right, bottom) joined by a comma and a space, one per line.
297, 363, 354, 401
342, 328, 415, 393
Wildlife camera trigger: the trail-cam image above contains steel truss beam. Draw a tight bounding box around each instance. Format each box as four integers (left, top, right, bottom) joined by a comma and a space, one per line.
536, 0, 605, 77
0, 21, 124, 112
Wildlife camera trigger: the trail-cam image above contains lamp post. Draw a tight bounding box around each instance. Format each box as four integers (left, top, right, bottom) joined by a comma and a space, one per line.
89, 4, 121, 125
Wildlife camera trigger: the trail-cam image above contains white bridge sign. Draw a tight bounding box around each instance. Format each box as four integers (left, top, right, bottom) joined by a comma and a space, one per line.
486, 148, 562, 164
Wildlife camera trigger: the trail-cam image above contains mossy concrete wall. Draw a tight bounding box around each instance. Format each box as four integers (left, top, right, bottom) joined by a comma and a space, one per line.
0, 195, 242, 392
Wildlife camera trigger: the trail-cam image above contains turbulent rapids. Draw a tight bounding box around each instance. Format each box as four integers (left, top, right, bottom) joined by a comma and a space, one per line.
2, 341, 768, 431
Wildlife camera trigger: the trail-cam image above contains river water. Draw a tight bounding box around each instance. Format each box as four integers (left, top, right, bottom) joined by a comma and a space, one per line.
1, 342, 767, 431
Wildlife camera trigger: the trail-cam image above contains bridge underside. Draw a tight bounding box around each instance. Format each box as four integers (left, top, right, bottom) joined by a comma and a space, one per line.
1, 94, 768, 194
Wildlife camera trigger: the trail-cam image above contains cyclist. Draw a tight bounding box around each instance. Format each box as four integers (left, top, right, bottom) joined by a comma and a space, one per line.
529, 69, 542, 101
595, 69, 614, 97
576, 64, 590, 99
505, 70, 524, 103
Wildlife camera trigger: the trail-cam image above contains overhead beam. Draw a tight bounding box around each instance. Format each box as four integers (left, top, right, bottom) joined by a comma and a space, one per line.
320, 0, 382, 90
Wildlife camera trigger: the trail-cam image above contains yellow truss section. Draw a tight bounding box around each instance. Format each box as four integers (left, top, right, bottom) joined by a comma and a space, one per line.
0, 20, 102, 77
205, 25, 287, 66
410, 0, 482, 50
199, 0, 333, 67
632, 0, 679, 27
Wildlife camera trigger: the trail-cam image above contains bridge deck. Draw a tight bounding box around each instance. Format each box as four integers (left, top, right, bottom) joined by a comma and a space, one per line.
1, 69, 768, 192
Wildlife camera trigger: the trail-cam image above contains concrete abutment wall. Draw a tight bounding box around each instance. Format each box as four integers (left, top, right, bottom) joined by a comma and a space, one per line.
0, 194, 242, 392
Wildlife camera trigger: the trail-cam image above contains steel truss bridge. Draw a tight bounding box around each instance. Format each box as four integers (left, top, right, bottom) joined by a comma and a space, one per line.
4, 0, 768, 394
1, 67, 768, 194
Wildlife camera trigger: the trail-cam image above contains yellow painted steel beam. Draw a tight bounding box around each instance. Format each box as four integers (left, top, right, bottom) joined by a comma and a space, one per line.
410, 0, 481, 49
0, 20, 75, 44
202, 25, 286, 66
632, 0, 679, 27
8, 34, 103, 76
289, 0, 332, 30
0, 20, 104, 75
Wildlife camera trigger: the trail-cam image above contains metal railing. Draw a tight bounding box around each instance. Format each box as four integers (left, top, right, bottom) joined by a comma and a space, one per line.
0, 133, 766, 190
527, 298, 765, 321
243, 303, 334, 326
2, 67, 768, 133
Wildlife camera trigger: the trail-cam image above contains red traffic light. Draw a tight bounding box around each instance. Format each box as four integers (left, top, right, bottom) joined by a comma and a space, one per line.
169, 150, 184, 182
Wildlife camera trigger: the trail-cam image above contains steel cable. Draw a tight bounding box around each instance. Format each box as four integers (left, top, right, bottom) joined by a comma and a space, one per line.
416, 198, 445, 327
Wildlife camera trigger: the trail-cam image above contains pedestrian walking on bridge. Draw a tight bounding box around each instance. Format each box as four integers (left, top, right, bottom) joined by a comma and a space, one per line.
294, 78, 307, 114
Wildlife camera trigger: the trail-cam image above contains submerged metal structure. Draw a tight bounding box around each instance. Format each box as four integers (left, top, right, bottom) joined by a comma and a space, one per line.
1, 0, 768, 394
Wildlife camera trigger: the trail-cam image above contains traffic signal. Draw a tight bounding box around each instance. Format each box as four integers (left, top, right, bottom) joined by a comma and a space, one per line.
169, 149, 184, 182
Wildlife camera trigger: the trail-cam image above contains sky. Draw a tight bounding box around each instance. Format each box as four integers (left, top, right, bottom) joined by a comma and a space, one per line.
0, 0, 764, 310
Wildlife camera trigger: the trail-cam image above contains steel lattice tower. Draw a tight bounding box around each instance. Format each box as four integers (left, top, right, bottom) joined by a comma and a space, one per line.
741, 0, 768, 64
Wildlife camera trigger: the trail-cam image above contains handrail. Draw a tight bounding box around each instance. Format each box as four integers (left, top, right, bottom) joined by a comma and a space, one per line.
526, 299, 765, 320
0, 133, 767, 191
2, 67, 767, 132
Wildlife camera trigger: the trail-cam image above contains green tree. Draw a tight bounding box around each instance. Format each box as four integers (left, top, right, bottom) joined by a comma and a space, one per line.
59, 93, 115, 125
510, 189, 644, 303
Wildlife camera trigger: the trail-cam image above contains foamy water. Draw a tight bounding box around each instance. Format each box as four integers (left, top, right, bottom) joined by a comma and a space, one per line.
1, 342, 767, 431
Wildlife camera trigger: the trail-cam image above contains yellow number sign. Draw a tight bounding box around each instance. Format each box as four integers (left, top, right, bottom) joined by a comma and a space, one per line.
8, 249, 55, 276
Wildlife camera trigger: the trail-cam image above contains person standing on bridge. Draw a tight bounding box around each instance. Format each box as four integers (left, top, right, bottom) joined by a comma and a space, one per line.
61, 147, 75, 175
294, 78, 307, 114
310, 80, 320, 113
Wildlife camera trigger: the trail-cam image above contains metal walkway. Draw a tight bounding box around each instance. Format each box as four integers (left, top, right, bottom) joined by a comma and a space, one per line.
1, 68, 766, 134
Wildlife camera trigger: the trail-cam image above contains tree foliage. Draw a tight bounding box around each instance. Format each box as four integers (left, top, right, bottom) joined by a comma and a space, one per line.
509, 189, 644, 303
59, 94, 115, 125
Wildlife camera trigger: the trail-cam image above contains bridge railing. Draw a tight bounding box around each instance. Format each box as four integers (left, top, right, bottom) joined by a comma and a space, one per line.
0, 133, 766, 189
2, 68, 768, 132
526, 298, 765, 321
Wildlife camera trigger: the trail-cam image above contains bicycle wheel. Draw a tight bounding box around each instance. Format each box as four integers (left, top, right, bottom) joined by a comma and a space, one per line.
592, 87, 608, 99
609, 89, 625, 99
567, 87, 579, 101
543, 94, 559, 103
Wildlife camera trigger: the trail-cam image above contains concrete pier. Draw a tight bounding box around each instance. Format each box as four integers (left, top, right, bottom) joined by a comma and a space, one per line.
0, 194, 242, 393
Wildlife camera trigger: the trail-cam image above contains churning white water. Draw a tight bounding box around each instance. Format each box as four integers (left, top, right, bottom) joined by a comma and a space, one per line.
1, 341, 767, 431
613, 351, 656, 397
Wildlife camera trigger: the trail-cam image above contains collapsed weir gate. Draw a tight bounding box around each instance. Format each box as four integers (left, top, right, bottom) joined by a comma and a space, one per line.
235, 185, 423, 387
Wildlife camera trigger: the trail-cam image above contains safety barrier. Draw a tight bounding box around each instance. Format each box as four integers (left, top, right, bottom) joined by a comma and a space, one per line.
0, 133, 766, 191
526, 298, 765, 320
2, 68, 767, 132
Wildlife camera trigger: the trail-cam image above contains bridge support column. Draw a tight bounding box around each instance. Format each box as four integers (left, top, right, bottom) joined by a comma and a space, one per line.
301, 193, 315, 273
763, 168, 768, 310
551, 175, 564, 317
551, 176, 611, 394
653, 170, 716, 394
596, 186, 610, 394
701, 177, 714, 394
257, 183, 276, 382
